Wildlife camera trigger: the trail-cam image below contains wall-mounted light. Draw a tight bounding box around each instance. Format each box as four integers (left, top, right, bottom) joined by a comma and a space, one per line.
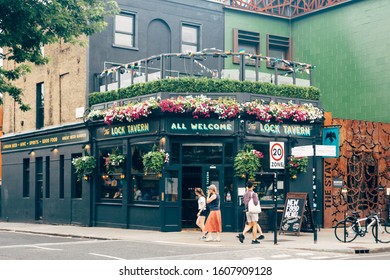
82, 144, 91, 154
120, 173, 125, 179
28, 150, 35, 156
159, 136, 166, 150
51, 146, 59, 152
102, 174, 109, 180
83, 175, 90, 181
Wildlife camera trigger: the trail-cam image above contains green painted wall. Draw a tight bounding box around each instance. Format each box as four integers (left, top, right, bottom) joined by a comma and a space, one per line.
292, 0, 390, 123
224, 8, 291, 75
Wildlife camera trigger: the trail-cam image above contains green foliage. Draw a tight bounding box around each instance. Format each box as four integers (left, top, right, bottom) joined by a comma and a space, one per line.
104, 149, 126, 174
234, 144, 263, 180
286, 156, 309, 179
89, 78, 320, 106
72, 156, 97, 181
0, 0, 119, 110
142, 146, 169, 175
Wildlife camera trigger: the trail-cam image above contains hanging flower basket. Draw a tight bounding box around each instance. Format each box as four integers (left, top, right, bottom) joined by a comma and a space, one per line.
142, 146, 169, 176
72, 155, 97, 181
286, 156, 309, 179
104, 149, 125, 174
234, 144, 264, 180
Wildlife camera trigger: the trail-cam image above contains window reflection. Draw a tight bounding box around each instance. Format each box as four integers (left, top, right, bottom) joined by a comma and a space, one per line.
130, 143, 160, 202
99, 147, 126, 201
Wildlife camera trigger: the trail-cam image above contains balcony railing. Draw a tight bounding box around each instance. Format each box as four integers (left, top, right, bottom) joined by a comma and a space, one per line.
96, 49, 314, 93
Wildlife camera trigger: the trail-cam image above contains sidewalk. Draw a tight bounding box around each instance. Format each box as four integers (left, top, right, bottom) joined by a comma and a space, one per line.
1, 222, 390, 254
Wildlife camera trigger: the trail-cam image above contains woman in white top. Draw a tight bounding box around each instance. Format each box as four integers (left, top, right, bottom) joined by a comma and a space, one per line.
195, 188, 208, 239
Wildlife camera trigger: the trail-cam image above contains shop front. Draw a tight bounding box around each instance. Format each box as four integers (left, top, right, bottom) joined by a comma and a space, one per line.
90, 111, 322, 232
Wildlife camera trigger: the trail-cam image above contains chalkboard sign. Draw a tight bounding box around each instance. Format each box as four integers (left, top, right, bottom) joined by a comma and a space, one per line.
279, 192, 312, 235
301, 199, 314, 233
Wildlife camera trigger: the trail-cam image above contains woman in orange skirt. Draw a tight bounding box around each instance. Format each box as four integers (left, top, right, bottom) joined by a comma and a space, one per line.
204, 184, 222, 242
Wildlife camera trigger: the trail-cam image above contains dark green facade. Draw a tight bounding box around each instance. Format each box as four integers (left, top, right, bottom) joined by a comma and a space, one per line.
225, 0, 390, 123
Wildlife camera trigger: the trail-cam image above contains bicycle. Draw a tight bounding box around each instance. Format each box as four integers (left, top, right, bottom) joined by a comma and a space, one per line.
334, 211, 390, 243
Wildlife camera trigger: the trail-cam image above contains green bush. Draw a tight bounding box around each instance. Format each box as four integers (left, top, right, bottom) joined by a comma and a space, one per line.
89, 77, 320, 106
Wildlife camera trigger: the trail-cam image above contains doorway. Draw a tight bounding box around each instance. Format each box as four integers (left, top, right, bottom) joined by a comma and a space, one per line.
181, 166, 221, 228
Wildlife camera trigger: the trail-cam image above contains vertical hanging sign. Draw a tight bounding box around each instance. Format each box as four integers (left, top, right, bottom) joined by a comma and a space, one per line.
322, 127, 340, 158
270, 141, 285, 169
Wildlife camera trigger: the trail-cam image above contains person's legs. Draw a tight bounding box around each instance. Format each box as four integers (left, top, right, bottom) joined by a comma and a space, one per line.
251, 222, 257, 241
256, 223, 265, 240
196, 216, 206, 238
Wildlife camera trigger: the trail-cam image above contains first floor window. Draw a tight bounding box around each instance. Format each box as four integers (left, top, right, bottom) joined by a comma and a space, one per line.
114, 13, 135, 48
181, 24, 199, 53
36, 82, 44, 129
266, 34, 292, 68
233, 28, 260, 65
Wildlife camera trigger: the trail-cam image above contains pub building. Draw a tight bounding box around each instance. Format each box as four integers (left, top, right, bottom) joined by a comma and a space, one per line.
1, 92, 323, 232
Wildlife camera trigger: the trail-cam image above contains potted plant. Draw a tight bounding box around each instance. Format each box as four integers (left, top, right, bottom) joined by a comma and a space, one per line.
104, 149, 126, 174
142, 146, 169, 176
286, 156, 309, 179
234, 144, 264, 180
72, 155, 97, 181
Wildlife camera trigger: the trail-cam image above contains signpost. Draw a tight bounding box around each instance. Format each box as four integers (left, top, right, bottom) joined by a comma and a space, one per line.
269, 142, 285, 244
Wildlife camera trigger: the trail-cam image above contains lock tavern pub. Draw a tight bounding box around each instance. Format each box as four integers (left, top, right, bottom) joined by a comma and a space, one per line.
1, 89, 324, 232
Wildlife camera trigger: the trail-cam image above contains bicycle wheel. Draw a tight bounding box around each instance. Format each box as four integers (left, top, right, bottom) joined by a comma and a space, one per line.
372, 218, 390, 243
334, 219, 359, 242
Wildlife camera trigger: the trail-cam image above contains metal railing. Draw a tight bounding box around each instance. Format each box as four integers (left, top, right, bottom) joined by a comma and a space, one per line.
96, 49, 314, 93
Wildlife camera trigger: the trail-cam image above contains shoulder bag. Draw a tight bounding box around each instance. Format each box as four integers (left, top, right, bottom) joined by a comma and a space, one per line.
248, 192, 262, 214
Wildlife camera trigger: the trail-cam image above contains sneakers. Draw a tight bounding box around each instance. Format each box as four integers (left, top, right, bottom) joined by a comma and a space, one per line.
200, 236, 207, 240
257, 235, 265, 240
251, 240, 260, 244
237, 233, 245, 243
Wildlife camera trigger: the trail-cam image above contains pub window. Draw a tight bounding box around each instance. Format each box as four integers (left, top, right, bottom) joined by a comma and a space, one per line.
99, 147, 126, 201
171, 142, 180, 164
59, 155, 64, 199
114, 13, 135, 48
266, 34, 292, 68
36, 157, 43, 203
130, 143, 160, 202
181, 24, 200, 53
45, 156, 50, 198
36, 82, 44, 129
71, 153, 82, 199
23, 158, 30, 197
182, 144, 223, 164
233, 28, 260, 65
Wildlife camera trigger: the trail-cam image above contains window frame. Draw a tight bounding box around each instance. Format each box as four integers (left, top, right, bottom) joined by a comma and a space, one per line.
181, 23, 201, 53
36, 82, 44, 129
233, 28, 261, 65
113, 12, 136, 49
266, 34, 292, 69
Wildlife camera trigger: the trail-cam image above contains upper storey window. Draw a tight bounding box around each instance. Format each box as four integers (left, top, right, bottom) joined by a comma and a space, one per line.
114, 13, 135, 48
181, 24, 200, 53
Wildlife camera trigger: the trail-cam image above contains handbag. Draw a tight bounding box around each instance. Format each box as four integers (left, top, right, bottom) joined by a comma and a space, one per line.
248, 193, 262, 214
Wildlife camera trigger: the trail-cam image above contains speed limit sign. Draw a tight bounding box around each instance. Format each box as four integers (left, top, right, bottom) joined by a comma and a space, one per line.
270, 142, 285, 169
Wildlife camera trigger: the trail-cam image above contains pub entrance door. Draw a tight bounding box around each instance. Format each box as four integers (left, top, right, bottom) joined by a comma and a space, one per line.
181, 165, 222, 228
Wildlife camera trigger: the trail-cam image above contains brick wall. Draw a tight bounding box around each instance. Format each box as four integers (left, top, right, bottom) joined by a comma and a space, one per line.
2, 41, 87, 134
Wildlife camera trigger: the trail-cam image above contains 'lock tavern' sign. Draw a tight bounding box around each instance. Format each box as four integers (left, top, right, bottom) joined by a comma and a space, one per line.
246, 122, 313, 137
